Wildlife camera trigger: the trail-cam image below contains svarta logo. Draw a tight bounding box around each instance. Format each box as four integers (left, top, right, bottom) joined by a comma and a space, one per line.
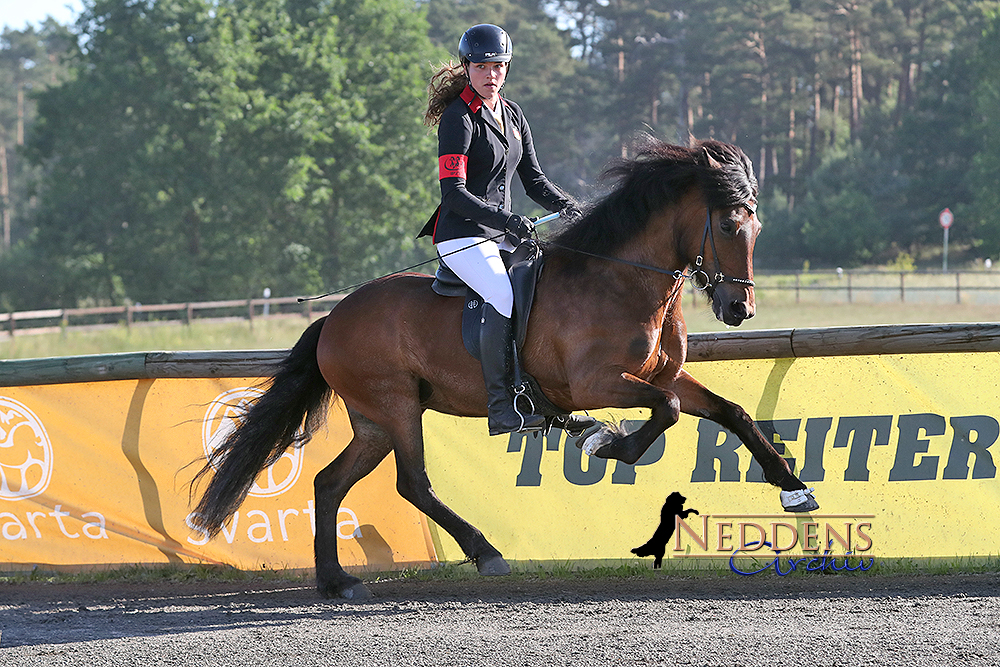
0, 396, 53, 501
203, 388, 303, 497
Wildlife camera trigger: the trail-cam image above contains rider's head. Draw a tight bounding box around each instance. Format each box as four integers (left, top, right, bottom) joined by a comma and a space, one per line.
459, 23, 513, 65
459, 24, 512, 100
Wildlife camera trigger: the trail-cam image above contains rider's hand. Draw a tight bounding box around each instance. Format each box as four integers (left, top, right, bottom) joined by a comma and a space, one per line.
505, 214, 535, 240
559, 200, 582, 221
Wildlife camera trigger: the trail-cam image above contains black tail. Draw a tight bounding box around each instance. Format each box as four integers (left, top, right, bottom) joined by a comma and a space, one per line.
192, 316, 332, 535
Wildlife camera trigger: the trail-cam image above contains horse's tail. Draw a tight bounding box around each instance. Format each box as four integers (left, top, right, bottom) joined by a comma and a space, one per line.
191, 315, 332, 536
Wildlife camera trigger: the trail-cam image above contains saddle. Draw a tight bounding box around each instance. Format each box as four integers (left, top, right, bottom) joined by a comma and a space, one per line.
431, 240, 595, 435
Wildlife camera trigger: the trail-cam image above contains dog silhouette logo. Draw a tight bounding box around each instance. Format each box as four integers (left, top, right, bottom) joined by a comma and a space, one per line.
632, 491, 700, 568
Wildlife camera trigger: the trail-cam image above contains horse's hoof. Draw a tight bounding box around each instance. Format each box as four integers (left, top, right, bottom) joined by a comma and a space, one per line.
781, 487, 819, 513
339, 582, 373, 601
477, 555, 511, 576
578, 425, 613, 456
317, 576, 371, 601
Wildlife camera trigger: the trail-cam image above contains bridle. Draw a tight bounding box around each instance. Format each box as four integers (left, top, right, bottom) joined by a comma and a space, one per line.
688, 203, 757, 293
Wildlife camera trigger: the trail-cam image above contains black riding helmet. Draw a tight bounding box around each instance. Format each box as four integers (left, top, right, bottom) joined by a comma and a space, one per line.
459, 24, 513, 63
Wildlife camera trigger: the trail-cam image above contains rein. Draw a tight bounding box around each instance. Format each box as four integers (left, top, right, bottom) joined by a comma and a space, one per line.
299, 204, 756, 303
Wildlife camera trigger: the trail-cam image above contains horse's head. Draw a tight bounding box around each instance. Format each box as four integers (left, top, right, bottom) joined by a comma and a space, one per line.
696, 200, 760, 326
546, 137, 760, 327
692, 141, 760, 327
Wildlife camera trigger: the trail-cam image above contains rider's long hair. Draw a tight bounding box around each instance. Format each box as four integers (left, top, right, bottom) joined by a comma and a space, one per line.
424, 60, 467, 127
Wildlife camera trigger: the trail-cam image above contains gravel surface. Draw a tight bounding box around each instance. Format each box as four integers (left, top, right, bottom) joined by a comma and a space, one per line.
1, 573, 998, 666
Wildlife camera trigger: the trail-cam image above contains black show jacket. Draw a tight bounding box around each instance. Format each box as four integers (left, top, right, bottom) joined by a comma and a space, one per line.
419, 85, 568, 243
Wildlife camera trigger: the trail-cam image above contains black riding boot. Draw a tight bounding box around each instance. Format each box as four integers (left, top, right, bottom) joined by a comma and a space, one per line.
480, 304, 545, 436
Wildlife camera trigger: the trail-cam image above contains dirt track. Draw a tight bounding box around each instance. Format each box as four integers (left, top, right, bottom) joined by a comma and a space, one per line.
1, 573, 998, 666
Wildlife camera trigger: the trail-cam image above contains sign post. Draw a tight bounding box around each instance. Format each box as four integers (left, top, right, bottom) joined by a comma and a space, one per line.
940, 208, 953, 271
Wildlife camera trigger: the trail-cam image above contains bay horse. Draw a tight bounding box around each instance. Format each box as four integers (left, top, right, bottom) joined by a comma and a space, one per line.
192, 138, 818, 600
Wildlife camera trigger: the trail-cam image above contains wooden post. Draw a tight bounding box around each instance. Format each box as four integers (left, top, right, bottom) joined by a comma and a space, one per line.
899, 273, 905, 303
955, 272, 961, 305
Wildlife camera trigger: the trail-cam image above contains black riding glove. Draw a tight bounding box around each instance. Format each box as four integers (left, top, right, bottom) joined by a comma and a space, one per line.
504, 214, 535, 243
559, 200, 583, 221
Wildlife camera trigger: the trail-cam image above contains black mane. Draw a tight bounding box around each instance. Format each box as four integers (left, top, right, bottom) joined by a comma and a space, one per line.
547, 138, 757, 257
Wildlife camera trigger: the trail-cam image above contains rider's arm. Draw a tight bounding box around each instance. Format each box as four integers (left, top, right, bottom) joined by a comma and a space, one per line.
438, 106, 518, 232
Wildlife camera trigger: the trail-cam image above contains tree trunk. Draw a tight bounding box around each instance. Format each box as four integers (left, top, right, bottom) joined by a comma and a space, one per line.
1, 141, 9, 252
787, 76, 797, 211
849, 26, 862, 142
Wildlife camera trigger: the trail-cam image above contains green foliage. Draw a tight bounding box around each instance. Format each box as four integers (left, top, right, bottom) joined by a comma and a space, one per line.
970, 7, 1000, 259
886, 251, 916, 272
9, 0, 441, 308
4, 0, 1000, 307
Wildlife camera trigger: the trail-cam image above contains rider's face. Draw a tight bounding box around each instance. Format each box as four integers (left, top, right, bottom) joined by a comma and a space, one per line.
467, 61, 507, 103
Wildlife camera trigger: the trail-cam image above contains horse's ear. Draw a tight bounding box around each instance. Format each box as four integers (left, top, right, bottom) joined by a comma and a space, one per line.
702, 146, 723, 170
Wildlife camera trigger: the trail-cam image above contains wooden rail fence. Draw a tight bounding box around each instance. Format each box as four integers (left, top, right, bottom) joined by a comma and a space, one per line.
3, 322, 999, 386
0, 295, 344, 338
5, 268, 1000, 340
6, 269, 1000, 340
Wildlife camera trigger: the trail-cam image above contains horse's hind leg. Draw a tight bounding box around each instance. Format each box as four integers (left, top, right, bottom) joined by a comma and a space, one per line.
385, 408, 511, 577
314, 409, 392, 600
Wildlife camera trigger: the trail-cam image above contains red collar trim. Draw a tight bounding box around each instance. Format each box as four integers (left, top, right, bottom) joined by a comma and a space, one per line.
460, 85, 506, 115
460, 85, 482, 113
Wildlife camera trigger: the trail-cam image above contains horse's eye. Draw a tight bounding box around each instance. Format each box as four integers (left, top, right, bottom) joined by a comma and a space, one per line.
720, 220, 736, 236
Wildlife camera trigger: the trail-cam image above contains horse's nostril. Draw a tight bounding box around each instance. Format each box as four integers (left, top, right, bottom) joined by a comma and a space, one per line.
730, 301, 748, 319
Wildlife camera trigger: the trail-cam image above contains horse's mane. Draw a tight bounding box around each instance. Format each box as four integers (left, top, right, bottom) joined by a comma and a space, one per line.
547, 137, 757, 257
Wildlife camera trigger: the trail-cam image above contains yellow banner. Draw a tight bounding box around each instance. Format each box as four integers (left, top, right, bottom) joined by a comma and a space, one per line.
0, 379, 435, 571
4, 352, 997, 573
423, 353, 1000, 568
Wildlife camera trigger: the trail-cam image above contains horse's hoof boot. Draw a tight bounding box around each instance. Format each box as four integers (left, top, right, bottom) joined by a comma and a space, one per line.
780, 488, 819, 512
477, 555, 511, 576
340, 582, 373, 601
579, 426, 614, 456
558, 414, 599, 437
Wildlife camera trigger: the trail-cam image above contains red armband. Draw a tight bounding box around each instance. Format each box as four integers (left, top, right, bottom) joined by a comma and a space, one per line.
439, 154, 468, 180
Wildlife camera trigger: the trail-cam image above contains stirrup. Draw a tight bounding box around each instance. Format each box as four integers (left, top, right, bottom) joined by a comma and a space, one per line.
512, 383, 543, 433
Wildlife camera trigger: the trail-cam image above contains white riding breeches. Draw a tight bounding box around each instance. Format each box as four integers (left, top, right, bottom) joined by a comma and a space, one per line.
436, 237, 515, 318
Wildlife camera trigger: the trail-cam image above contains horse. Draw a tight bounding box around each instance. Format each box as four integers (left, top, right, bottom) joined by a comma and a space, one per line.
192, 137, 819, 600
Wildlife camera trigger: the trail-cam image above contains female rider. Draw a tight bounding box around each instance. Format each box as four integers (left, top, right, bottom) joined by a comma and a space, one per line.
420, 24, 578, 436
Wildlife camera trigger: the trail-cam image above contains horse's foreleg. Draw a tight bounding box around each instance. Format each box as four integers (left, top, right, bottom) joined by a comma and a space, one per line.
384, 407, 511, 577
314, 410, 392, 600
671, 370, 818, 512
578, 373, 681, 465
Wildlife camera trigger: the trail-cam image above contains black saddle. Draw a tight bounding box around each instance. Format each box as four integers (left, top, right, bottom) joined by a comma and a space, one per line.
431, 240, 542, 359
431, 240, 595, 435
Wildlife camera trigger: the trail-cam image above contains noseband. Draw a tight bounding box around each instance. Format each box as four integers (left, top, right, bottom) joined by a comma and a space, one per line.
688, 205, 756, 293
